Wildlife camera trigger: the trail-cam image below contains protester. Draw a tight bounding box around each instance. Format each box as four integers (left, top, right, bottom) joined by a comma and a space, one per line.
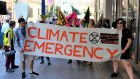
79, 19, 88, 63
3, 20, 19, 72
1, 18, 10, 48
102, 18, 110, 28
14, 18, 39, 78
95, 19, 102, 28
68, 18, 80, 64
88, 19, 95, 28
39, 20, 51, 66
112, 22, 117, 29
79, 19, 86, 28
85, 19, 96, 65
111, 18, 134, 79
70, 18, 79, 27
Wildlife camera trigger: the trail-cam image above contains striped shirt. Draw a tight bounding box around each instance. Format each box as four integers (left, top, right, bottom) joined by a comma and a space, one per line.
14, 27, 25, 52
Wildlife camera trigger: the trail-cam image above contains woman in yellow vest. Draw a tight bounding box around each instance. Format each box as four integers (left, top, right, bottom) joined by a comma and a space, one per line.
3, 21, 19, 72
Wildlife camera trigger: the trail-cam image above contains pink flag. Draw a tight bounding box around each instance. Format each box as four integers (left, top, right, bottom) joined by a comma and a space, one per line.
48, 0, 53, 6
66, 12, 79, 26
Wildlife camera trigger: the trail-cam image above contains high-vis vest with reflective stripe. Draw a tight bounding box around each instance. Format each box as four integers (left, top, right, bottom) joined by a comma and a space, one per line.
3, 28, 14, 46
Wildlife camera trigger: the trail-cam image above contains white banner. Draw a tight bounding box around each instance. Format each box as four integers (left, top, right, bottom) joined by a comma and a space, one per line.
24, 23, 121, 62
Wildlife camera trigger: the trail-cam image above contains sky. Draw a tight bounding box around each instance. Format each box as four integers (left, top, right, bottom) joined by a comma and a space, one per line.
55, 0, 95, 18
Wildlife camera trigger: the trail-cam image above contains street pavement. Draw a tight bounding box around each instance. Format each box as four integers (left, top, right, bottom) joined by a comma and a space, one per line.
0, 50, 139, 79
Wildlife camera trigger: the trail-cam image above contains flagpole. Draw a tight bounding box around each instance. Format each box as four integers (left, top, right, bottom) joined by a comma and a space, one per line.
41, 0, 45, 15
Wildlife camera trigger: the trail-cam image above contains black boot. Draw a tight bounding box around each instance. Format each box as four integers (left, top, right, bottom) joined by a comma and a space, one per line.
46, 57, 51, 65
110, 72, 118, 78
11, 65, 19, 69
40, 57, 44, 64
67, 60, 72, 64
6, 68, 14, 72
22, 72, 26, 78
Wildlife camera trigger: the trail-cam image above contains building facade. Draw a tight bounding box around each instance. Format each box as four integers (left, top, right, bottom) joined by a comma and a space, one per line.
0, 0, 47, 21
96, 0, 140, 67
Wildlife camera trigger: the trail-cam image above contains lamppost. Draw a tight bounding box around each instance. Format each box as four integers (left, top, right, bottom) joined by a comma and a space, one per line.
41, 0, 45, 15
41, 0, 48, 22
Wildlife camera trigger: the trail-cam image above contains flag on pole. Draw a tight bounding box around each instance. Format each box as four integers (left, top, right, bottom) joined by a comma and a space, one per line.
48, 0, 53, 12
40, 15, 48, 23
56, 7, 68, 26
66, 11, 79, 26
84, 7, 90, 27
71, 5, 80, 15
14, 0, 18, 3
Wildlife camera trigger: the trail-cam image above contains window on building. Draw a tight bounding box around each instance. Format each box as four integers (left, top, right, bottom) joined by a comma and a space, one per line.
29, 8, 33, 17
38, 8, 40, 18
122, 0, 127, 20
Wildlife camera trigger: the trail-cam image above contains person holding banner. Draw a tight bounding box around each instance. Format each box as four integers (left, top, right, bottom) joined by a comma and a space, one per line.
88, 19, 95, 28
111, 18, 134, 79
70, 18, 79, 27
68, 18, 80, 64
102, 18, 110, 28
14, 18, 39, 78
79, 19, 92, 64
79, 19, 86, 28
85, 19, 96, 65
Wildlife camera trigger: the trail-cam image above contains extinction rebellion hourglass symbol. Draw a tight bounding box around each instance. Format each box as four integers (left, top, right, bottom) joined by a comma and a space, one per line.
89, 32, 100, 44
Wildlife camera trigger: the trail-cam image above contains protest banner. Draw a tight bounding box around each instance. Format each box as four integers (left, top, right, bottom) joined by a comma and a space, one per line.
24, 23, 121, 62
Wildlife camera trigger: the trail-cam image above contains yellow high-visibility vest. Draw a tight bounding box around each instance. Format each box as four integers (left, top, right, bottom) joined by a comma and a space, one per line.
3, 28, 14, 46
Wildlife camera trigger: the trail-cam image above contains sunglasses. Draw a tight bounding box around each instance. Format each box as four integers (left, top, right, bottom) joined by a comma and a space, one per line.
117, 22, 123, 24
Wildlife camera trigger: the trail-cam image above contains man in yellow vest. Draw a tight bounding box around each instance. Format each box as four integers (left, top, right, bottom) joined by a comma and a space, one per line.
3, 20, 19, 72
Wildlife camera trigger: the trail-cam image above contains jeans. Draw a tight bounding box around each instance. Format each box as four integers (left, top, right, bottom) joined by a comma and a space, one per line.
5, 46, 15, 68
5, 54, 15, 68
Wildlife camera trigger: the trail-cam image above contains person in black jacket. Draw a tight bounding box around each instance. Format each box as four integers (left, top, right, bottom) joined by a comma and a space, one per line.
111, 18, 134, 79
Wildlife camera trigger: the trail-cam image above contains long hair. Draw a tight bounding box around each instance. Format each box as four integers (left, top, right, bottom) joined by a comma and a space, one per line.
116, 18, 126, 28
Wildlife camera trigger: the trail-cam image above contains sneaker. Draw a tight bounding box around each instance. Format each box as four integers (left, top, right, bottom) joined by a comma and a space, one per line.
77, 60, 80, 64
110, 72, 118, 78
6, 68, 14, 72
48, 62, 51, 66
30, 71, 39, 76
22, 72, 26, 78
40, 61, 44, 64
11, 65, 19, 69
67, 60, 72, 64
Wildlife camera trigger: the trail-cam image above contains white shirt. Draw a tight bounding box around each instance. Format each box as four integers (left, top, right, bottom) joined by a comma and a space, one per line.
1, 23, 9, 33
79, 24, 84, 28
